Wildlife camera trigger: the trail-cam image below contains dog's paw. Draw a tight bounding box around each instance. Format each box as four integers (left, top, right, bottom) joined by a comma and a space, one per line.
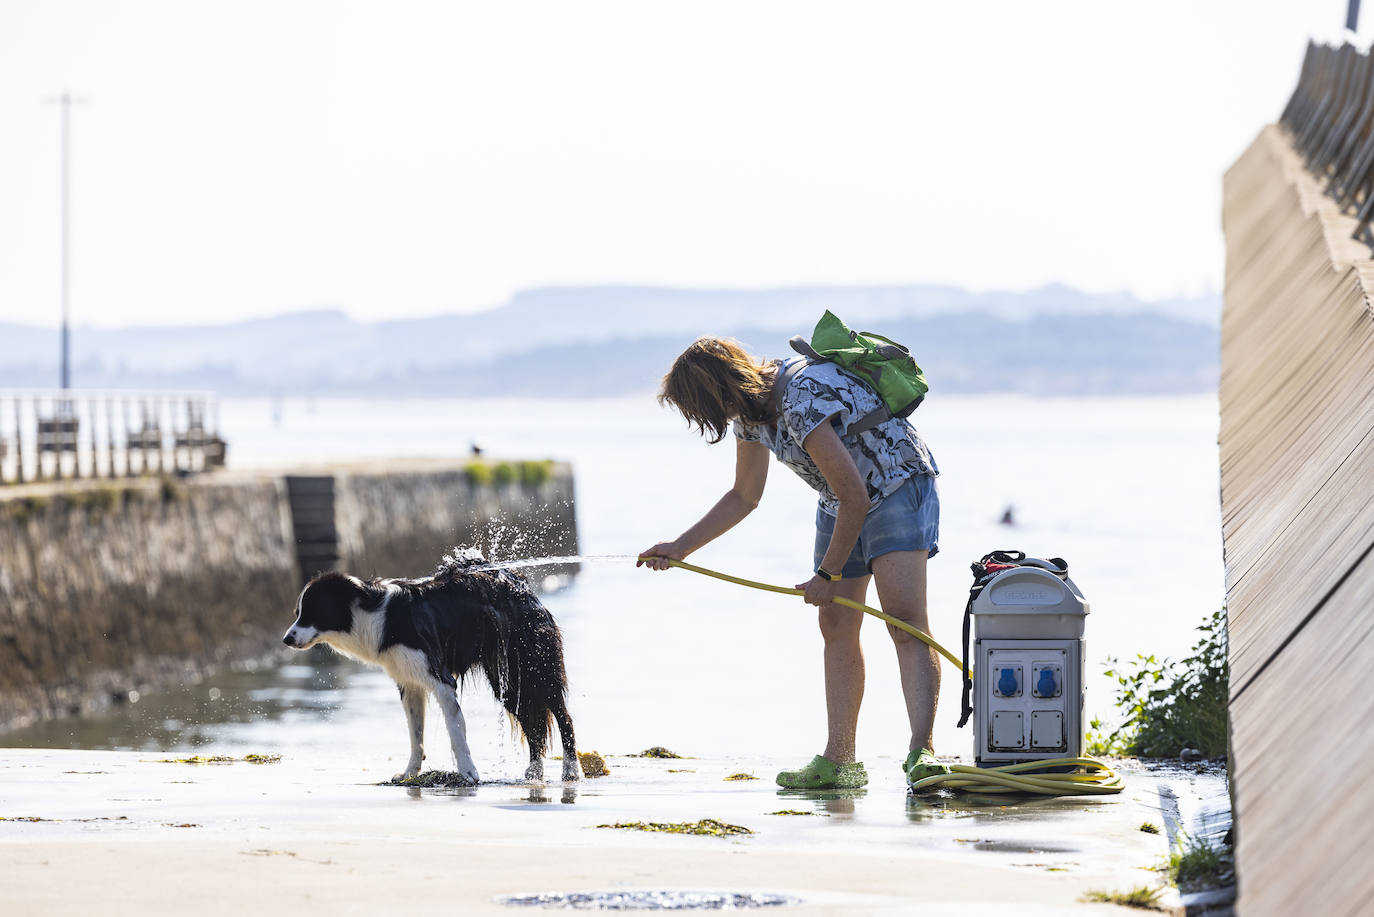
561, 762, 581, 782
525, 761, 545, 782
392, 769, 421, 783
457, 766, 481, 785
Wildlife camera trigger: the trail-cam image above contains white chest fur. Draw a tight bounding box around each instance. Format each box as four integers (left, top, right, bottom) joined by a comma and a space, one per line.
319, 585, 398, 665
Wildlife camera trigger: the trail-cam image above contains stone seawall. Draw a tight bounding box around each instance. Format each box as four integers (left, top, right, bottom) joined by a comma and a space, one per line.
0, 462, 576, 731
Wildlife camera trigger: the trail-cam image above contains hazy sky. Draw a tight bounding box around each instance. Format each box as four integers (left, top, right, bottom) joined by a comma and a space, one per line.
0, 1, 1363, 326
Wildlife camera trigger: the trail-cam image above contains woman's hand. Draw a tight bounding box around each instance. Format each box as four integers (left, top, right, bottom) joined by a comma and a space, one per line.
796, 573, 838, 607
637, 541, 686, 571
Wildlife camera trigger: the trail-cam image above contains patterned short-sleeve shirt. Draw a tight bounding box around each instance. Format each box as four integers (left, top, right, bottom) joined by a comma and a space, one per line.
733, 359, 939, 516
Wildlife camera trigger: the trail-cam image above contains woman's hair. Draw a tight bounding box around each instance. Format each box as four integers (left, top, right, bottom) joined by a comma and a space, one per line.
658, 337, 777, 443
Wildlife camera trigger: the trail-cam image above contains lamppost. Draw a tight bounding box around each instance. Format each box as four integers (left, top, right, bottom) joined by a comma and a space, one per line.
44, 91, 84, 392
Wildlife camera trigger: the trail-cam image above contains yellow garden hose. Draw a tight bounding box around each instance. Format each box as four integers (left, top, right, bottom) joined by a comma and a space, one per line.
640, 556, 968, 673
639, 556, 1123, 797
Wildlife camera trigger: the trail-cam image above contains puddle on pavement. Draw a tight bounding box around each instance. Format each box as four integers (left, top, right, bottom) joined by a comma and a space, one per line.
904, 791, 1114, 825
968, 840, 1081, 854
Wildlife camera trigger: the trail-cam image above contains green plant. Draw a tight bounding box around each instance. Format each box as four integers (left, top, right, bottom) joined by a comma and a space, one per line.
518, 460, 553, 486
2, 495, 49, 524
465, 459, 553, 488
1082, 886, 1164, 909
464, 461, 493, 486
70, 486, 119, 515
1086, 607, 1228, 758
1168, 832, 1231, 890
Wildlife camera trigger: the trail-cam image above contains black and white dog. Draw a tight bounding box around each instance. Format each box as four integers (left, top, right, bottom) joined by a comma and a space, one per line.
282, 549, 578, 784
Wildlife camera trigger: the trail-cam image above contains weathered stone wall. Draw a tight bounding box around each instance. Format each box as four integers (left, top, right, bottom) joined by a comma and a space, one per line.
0, 462, 577, 731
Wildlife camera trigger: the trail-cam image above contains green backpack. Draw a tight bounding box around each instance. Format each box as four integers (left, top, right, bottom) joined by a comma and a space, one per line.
777, 310, 928, 437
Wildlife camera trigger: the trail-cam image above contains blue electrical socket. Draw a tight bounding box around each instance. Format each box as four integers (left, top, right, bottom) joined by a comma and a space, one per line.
996, 666, 1020, 697
1034, 666, 1060, 698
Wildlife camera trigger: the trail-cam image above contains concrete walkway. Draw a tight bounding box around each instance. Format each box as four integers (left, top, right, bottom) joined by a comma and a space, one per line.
0, 748, 1185, 915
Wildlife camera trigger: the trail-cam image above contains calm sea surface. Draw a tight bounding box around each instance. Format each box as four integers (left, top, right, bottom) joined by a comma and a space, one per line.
8, 393, 1224, 776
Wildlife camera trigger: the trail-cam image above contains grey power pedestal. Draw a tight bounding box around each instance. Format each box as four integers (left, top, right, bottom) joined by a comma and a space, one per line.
971, 564, 1089, 767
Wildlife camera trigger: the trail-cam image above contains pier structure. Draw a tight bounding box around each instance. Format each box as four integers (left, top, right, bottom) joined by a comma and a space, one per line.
0, 389, 224, 484
1222, 39, 1374, 917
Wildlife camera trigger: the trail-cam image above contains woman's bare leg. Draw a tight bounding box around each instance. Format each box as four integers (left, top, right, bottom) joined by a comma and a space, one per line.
819, 575, 872, 763
871, 550, 939, 753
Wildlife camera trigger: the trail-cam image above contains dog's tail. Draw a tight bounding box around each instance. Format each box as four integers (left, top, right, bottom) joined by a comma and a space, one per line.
486, 620, 566, 753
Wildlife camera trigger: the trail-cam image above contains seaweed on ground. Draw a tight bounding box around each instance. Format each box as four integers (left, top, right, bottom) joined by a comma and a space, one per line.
1, 815, 129, 823
766, 810, 820, 816
381, 771, 478, 788
633, 746, 686, 759
578, 751, 609, 777
596, 818, 752, 837
723, 773, 758, 781
155, 754, 282, 765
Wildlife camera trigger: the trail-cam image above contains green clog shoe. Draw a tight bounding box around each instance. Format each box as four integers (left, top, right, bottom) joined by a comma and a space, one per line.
903, 747, 950, 787
776, 754, 869, 789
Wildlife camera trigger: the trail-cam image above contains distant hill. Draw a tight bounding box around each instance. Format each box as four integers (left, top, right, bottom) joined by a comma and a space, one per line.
0, 284, 1219, 396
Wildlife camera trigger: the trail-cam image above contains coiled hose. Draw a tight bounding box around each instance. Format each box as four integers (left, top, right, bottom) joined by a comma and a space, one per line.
638, 556, 1124, 797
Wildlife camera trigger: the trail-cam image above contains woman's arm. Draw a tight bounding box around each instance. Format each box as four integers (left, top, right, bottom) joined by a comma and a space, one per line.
638, 439, 771, 570
795, 417, 869, 605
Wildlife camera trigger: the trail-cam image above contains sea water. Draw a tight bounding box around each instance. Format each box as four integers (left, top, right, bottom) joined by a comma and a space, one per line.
8, 393, 1224, 773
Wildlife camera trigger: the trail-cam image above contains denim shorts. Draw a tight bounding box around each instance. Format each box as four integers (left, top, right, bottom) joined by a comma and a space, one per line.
813, 473, 940, 578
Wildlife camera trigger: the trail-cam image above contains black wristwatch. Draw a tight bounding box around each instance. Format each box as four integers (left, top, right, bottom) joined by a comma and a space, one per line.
815, 565, 842, 582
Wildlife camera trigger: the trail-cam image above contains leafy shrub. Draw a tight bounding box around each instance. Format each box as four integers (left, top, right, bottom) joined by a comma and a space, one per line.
518, 460, 553, 487
1169, 831, 1231, 889
464, 461, 493, 486
465, 459, 553, 488
1087, 607, 1228, 758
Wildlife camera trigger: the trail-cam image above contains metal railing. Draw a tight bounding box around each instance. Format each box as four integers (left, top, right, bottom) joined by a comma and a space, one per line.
1281, 39, 1374, 244
0, 390, 225, 485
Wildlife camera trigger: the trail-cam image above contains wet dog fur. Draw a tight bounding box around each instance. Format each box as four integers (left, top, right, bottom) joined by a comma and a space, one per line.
282, 549, 578, 784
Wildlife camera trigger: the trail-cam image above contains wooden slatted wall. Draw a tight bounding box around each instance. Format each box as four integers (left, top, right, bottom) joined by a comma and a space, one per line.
1221, 125, 1374, 917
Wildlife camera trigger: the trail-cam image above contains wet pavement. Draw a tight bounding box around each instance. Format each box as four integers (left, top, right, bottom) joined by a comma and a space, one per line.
0, 745, 1211, 916
0, 649, 1237, 914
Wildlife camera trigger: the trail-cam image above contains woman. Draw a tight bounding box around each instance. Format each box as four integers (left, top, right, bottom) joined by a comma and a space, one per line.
638, 336, 949, 790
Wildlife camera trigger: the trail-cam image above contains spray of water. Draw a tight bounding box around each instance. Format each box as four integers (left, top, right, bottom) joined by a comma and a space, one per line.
464, 554, 638, 574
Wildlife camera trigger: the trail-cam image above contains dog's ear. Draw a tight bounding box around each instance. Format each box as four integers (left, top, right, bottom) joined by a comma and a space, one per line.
346, 575, 391, 611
